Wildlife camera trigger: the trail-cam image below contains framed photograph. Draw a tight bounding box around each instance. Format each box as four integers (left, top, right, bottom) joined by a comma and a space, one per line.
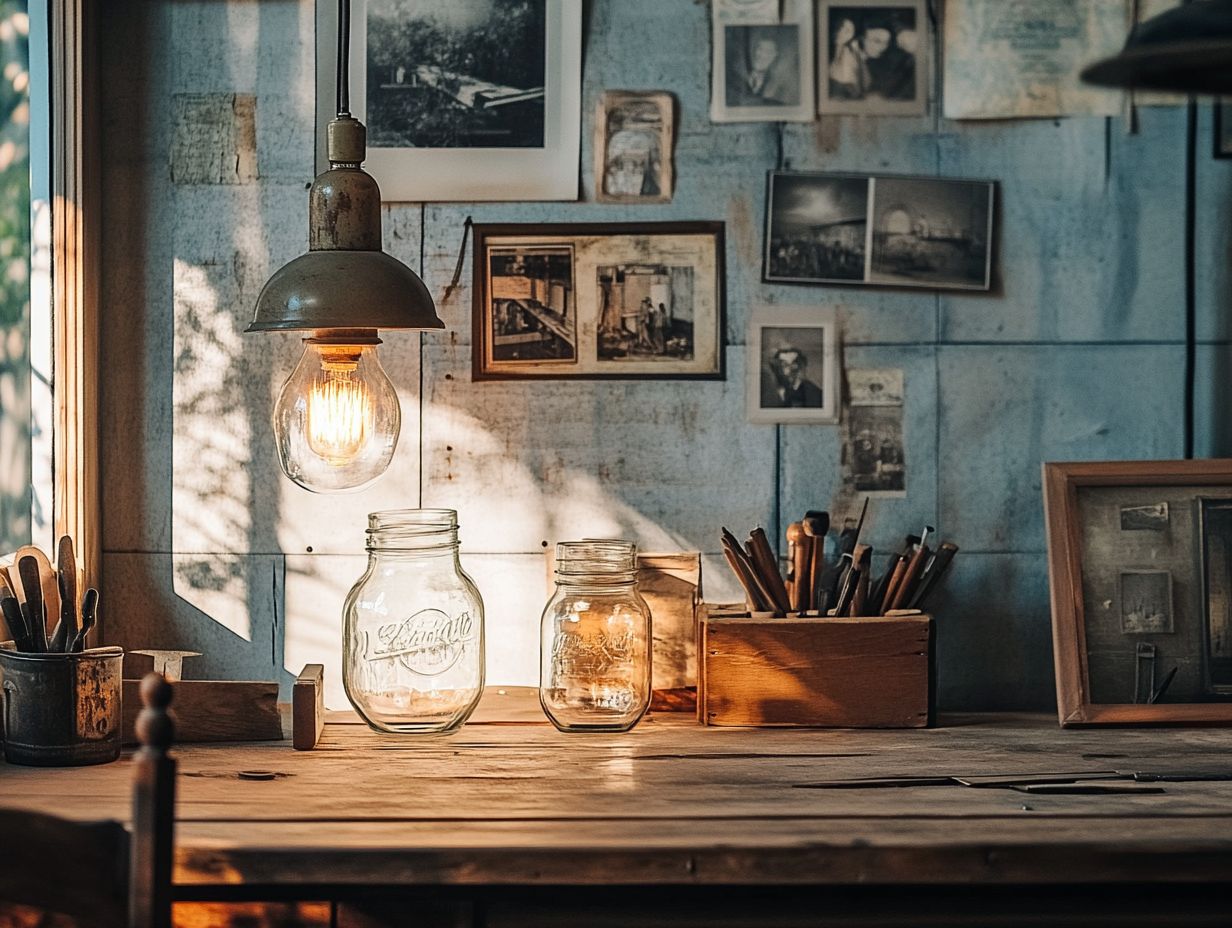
316, 0, 582, 201
1215, 100, 1232, 159
818, 0, 928, 116
1043, 459, 1232, 726
746, 308, 840, 424
842, 369, 906, 496
764, 170, 995, 292
710, 0, 815, 123
472, 223, 725, 381
594, 91, 674, 204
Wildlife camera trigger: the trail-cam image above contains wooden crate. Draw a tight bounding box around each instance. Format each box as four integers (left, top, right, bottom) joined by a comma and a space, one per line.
697, 608, 935, 728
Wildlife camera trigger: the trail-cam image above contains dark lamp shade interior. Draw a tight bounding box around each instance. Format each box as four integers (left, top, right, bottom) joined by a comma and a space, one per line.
1082, 0, 1232, 93
248, 250, 444, 332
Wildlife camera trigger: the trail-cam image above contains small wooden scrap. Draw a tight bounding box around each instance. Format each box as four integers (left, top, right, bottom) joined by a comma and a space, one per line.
293, 663, 325, 751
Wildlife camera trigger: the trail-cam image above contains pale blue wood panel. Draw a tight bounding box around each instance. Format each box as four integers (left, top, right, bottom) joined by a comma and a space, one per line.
938, 345, 1185, 554
937, 109, 1188, 344
1195, 345, 1232, 459
778, 344, 938, 558
101, 552, 287, 687
929, 552, 1055, 711
420, 344, 775, 555
1195, 103, 1232, 343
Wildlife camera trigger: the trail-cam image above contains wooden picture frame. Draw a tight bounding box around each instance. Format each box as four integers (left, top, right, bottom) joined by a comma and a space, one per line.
471, 222, 726, 382
53, 0, 101, 584
1043, 459, 1232, 726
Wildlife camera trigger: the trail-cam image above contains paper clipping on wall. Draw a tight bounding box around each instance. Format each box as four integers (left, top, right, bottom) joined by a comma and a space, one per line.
714, 0, 781, 24
842, 369, 906, 498
943, 0, 1129, 119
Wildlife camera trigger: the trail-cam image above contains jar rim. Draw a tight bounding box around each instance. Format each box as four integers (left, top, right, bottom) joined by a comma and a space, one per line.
555, 539, 638, 576
368, 508, 458, 531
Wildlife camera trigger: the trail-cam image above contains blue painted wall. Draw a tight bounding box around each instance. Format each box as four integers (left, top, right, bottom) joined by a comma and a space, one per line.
99, 0, 1232, 710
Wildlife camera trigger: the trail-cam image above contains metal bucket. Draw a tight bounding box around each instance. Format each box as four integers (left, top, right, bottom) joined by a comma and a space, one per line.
0, 647, 124, 766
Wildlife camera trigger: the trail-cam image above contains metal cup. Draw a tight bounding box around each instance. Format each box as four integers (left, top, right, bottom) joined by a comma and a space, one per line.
0, 646, 124, 766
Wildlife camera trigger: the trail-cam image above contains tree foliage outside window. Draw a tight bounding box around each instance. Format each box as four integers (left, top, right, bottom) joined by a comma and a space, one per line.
0, 0, 31, 551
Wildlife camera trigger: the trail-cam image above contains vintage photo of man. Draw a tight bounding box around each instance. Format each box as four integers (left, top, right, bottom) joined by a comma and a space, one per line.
595, 92, 673, 203
868, 176, 994, 290
725, 25, 802, 108
486, 247, 576, 365
747, 309, 838, 424
365, 0, 547, 149
596, 265, 694, 362
765, 172, 870, 283
820, 1, 925, 115
711, 0, 814, 123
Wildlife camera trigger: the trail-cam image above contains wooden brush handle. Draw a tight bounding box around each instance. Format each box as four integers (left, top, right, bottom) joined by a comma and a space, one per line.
889, 543, 932, 612
747, 528, 792, 614
786, 523, 810, 612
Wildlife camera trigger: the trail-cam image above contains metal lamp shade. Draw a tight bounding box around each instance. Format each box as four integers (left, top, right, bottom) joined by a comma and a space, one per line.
1082, 0, 1232, 93
248, 249, 444, 333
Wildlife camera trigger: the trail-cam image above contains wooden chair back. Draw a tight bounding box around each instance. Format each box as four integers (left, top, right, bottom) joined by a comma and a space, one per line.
0, 672, 176, 928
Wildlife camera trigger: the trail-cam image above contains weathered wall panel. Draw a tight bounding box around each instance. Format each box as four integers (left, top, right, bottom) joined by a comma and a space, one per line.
99, 0, 1229, 711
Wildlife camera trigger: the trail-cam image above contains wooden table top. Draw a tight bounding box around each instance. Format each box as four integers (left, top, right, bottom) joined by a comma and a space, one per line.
5, 688, 1232, 889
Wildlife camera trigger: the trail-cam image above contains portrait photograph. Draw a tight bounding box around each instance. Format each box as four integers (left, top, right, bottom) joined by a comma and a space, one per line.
867, 175, 995, 290
710, 0, 815, 123
319, 0, 582, 200
819, 0, 927, 116
594, 91, 673, 204
842, 368, 906, 497
746, 308, 839, 424
764, 172, 870, 284
473, 223, 724, 381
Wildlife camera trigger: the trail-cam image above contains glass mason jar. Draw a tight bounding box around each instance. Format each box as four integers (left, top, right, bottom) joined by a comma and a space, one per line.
539, 540, 652, 732
343, 509, 484, 733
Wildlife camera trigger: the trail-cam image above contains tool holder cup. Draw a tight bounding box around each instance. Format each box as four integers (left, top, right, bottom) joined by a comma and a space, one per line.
0, 646, 124, 766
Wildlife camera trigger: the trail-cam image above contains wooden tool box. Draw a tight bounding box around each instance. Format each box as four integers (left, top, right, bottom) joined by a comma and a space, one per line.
697, 607, 935, 728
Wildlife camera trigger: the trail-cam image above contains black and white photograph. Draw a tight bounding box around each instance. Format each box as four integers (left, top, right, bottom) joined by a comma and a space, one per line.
597, 265, 693, 362
868, 176, 994, 290
842, 369, 905, 496
365, 0, 546, 149
746, 308, 839, 424
1120, 570, 1174, 635
819, 0, 927, 116
473, 223, 724, 380
1121, 502, 1170, 531
1215, 100, 1232, 159
594, 91, 673, 204
710, 0, 815, 123
486, 247, 576, 365
324, 0, 581, 200
765, 173, 869, 283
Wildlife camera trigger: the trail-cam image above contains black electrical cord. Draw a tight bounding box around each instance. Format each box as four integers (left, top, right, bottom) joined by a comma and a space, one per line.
1184, 96, 1196, 459
336, 0, 351, 117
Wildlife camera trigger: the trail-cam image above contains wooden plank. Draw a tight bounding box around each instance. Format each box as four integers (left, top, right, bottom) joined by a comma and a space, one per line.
293, 664, 325, 750
701, 617, 931, 727
122, 679, 283, 744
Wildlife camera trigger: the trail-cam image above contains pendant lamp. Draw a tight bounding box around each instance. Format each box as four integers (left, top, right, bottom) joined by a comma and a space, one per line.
247, 0, 444, 493
1082, 0, 1232, 93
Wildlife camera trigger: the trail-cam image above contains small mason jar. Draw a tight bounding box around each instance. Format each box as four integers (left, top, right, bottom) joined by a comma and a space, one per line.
539, 540, 652, 732
343, 509, 484, 733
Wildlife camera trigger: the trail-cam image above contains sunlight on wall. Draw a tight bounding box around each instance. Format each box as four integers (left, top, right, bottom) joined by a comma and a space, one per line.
172, 257, 251, 641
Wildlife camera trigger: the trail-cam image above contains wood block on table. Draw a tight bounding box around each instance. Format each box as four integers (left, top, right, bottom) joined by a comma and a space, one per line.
293, 663, 325, 750
122, 679, 283, 744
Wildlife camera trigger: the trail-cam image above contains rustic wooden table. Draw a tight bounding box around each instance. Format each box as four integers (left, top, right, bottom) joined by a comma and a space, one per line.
6, 688, 1232, 927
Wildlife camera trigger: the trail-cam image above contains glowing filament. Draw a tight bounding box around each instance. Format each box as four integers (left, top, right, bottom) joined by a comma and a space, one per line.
307, 365, 374, 464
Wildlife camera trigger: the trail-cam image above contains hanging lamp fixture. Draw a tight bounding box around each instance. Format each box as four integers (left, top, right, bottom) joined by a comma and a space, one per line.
1081, 0, 1232, 93
247, 0, 444, 493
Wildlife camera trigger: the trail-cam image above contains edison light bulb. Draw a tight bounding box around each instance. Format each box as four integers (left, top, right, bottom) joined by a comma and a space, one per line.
272, 340, 400, 493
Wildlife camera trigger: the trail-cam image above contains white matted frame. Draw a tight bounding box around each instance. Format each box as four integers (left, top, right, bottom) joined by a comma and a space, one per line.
817, 0, 928, 117
316, 0, 582, 202
710, 0, 815, 123
746, 307, 839, 425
